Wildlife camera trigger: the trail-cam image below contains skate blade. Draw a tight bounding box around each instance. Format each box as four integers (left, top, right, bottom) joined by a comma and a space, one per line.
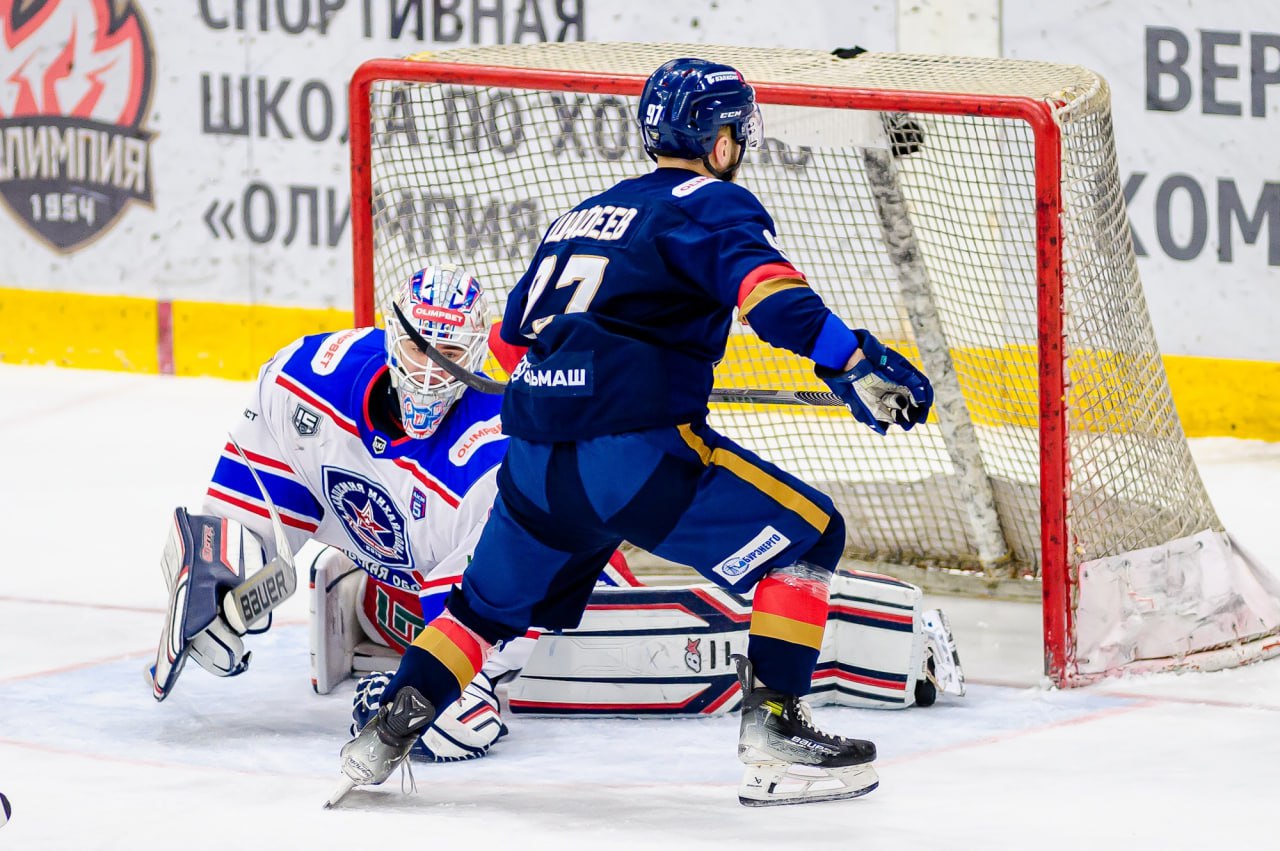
738, 762, 879, 807
323, 776, 358, 809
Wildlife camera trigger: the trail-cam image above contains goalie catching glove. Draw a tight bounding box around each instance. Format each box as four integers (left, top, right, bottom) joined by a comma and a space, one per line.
817, 329, 932, 434
148, 508, 296, 701
351, 670, 508, 762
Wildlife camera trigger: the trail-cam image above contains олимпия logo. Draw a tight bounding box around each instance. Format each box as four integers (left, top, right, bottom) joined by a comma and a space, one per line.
0, 0, 156, 252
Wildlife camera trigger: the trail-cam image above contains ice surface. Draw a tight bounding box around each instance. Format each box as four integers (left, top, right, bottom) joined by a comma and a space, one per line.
0, 364, 1276, 849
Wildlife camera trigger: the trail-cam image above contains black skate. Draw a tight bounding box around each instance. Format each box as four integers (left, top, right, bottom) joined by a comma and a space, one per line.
733, 654, 879, 806
325, 686, 437, 807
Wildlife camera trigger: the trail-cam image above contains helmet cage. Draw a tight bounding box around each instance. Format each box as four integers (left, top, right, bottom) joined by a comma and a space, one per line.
384, 265, 488, 439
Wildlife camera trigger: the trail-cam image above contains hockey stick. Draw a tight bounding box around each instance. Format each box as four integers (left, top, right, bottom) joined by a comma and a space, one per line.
392, 302, 507, 394
392, 305, 880, 409
222, 434, 299, 633
709, 388, 845, 407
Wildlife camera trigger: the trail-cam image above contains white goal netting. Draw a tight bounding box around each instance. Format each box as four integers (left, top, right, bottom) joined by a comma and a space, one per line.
351, 43, 1280, 684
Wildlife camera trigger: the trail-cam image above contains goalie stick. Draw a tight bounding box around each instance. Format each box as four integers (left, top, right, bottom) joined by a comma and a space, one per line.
221, 434, 299, 633
391, 302, 904, 410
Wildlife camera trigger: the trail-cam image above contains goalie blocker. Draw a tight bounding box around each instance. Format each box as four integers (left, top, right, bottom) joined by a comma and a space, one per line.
311, 552, 964, 714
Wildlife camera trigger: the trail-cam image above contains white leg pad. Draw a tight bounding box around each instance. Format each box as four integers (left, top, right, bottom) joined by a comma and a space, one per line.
308, 545, 364, 695
816, 569, 925, 708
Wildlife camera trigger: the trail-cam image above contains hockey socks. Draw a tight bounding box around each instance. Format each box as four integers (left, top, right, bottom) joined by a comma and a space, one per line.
747, 562, 831, 694
384, 610, 493, 710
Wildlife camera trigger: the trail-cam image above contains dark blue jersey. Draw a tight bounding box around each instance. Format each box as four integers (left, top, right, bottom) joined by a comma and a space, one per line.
500, 168, 859, 440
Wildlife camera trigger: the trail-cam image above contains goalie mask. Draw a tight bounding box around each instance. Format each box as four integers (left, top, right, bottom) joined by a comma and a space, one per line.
385, 265, 489, 439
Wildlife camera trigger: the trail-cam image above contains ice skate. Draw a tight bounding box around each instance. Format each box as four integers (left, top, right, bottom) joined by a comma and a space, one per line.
325, 685, 436, 807
733, 654, 878, 807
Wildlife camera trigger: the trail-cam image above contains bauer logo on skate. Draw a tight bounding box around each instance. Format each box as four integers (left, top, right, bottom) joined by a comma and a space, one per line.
449, 415, 503, 465
714, 527, 791, 581
323, 468, 411, 568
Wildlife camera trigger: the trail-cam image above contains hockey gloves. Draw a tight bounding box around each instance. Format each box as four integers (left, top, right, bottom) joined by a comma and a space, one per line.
817, 330, 933, 435
149, 509, 264, 701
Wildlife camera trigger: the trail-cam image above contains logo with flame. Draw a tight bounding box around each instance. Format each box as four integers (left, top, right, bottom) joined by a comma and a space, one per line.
0, 0, 155, 251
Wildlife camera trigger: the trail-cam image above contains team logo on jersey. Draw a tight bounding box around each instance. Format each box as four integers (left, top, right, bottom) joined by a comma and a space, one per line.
323, 468, 411, 569
292, 404, 320, 436
371, 435, 388, 455
684, 638, 703, 673
714, 526, 791, 581
0, 0, 157, 252
410, 488, 427, 520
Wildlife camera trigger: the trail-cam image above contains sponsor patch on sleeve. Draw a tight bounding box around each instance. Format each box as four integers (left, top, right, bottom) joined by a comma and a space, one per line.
448, 415, 504, 466
311, 328, 371, 375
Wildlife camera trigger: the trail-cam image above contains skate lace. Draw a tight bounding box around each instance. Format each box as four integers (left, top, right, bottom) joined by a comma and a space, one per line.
787, 696, 849, 744
399, 758, 418, 795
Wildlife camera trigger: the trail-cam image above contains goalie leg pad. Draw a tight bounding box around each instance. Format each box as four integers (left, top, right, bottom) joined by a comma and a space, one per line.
308, 545, 364, 695
921, 607, 966, 698
351, 671, 508, 762
149, 508, 265, 700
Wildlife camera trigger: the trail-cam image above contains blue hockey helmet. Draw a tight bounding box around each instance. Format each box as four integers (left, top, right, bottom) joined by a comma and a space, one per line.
638, 58, 763, 168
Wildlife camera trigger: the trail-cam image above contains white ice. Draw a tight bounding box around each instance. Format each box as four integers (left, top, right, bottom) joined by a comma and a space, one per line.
1, 364, 1277, 850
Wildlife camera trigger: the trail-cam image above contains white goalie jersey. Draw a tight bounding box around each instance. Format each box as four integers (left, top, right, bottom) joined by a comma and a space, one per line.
204, 326, 506, 631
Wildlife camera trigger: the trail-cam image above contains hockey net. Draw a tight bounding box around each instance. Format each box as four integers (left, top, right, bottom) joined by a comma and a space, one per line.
348, 43, 1280, 686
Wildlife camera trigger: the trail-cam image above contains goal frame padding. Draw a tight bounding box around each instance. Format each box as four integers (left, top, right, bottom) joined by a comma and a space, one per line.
347, 57, 1073, 684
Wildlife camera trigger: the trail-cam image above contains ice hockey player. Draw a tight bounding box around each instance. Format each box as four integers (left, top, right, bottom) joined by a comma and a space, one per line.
148, 264, 529, 761
333, 57, 934, 807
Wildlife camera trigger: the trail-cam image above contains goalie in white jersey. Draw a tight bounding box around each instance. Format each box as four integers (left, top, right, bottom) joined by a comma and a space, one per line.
148, 264, 536, 761
148, 263, 965, 767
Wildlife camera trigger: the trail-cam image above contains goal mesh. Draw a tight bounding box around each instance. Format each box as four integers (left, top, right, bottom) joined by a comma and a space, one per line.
351, 43, 1279, 684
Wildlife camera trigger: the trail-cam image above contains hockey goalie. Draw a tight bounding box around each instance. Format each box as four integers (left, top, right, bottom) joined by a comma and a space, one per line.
147, 260, 963, 775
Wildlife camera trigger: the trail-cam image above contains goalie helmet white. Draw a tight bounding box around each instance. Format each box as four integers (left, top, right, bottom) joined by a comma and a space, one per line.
385, 265, 489, 439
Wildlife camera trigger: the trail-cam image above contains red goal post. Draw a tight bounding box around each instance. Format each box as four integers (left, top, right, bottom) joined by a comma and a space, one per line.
348, 43, 1280, 687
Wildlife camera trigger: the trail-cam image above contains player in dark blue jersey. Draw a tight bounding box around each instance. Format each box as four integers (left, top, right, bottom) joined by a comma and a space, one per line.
336, 58, 933, 808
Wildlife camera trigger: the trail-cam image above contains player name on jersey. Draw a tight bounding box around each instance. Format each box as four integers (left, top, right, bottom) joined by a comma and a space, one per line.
544, 204, 638, 243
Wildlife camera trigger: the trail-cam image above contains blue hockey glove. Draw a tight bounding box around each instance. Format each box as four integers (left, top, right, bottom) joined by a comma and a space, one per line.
817, 330, 933, 435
